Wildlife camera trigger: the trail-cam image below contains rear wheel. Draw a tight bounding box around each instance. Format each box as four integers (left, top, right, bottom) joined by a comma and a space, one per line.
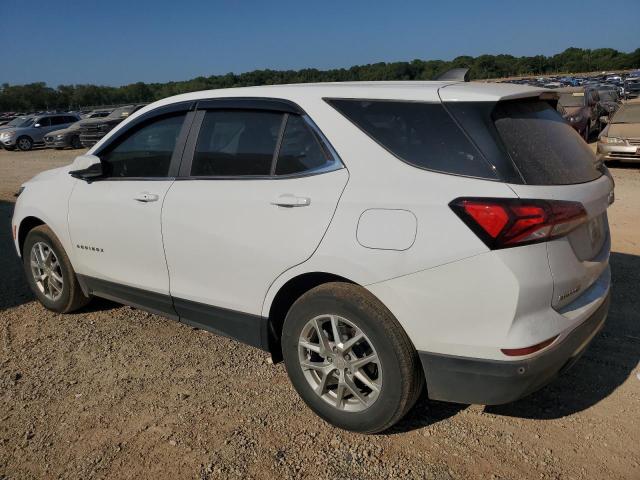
23, 225, 90, 313
282, 282, 423, 433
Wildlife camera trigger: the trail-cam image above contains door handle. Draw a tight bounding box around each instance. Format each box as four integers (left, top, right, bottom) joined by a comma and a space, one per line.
271, 194, 311, 207
134, 192, 159, 203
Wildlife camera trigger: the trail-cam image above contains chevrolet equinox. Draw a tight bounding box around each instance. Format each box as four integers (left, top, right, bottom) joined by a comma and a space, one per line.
12, 81, 613, 433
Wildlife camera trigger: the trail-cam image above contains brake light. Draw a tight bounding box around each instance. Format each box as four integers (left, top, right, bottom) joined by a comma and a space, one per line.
450, 198, 587, 249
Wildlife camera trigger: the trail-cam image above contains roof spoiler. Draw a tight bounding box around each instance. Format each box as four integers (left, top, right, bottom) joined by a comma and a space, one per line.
434, 68, 470, 82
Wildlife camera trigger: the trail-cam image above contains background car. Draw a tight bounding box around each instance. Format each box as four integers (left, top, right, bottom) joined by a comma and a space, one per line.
44, 110, 114, 150
0, 113, 80, 151
78, 105, 145, 147
597, 101, 640, 163
556, 87, 603, 140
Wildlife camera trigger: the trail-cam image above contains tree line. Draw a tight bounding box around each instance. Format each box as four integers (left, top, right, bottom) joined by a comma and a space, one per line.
1, 47, 638, 112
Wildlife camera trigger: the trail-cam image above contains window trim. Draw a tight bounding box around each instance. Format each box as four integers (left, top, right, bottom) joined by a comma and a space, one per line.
177, 99, 343, 181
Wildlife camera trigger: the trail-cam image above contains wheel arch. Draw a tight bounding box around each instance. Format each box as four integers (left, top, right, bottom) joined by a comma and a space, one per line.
17, 216, 46, 257
266, 271, 357, 361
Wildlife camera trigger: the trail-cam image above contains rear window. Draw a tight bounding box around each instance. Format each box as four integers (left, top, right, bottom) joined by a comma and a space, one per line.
326, 99, 497, 179
492, 100, 601, 185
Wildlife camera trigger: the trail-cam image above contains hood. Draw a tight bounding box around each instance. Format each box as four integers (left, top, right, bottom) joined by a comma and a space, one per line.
607, 122, 640, 139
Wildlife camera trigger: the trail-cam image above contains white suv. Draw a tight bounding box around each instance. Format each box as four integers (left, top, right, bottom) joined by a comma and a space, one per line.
12, 81, 613, 433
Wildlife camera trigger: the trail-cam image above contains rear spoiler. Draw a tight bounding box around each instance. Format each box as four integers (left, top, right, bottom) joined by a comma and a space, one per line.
434, 68, 469, 82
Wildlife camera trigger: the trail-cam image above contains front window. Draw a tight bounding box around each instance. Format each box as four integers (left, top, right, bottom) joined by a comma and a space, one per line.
99, 113, 186, 178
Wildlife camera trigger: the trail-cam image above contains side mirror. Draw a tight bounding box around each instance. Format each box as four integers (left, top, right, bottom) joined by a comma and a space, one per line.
69, 154, 103, 182
34, 123, 41, 128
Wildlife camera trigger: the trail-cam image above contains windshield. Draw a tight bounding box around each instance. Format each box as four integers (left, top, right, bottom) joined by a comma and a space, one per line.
611, 104, 640, 124
558, 94, 584, 107
7, 116, 33, 127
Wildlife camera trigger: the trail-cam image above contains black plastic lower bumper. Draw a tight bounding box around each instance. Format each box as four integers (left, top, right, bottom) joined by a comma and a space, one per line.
418, 292, 610, 405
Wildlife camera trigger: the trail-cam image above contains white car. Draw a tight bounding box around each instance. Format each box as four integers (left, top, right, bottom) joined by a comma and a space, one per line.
12, 80, 613, 433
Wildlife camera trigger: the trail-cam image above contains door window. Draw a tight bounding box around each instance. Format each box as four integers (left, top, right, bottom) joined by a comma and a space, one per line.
35, 117, 51, 127
191, 110, 283, 177
274, 115, 332, 175
99, 113, 186, 178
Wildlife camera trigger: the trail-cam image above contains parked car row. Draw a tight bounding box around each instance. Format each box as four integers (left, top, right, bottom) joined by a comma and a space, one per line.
501, 69, 640, 100
0, 104, 146, 151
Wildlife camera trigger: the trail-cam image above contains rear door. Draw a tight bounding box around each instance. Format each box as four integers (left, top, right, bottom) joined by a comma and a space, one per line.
162, 101, 348, 346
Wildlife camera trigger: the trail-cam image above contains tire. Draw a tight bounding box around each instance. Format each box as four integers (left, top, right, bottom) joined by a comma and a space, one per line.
583, 124, 590, 142
16, 136, 33, 151
282, 282, 424, 433
70, 135, 82, 149
23, 225, 90, 313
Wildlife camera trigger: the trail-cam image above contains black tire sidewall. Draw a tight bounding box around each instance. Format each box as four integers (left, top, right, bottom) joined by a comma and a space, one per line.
23, 229, 72, 312
282, 289, 409, 433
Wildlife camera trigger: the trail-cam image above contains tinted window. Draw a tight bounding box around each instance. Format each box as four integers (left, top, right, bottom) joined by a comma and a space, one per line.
50, 116, 68, 126
327, 99, 495, 179
191, 110, 283, 177
100, 113, 185, 178
35, 117, 51, 127
493, 100, 601, 185
275, 115, 331, 175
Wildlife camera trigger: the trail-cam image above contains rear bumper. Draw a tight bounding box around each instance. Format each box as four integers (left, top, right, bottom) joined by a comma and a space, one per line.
419, 291, 610, 405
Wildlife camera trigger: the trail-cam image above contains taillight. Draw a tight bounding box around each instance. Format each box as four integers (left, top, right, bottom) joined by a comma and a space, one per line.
450, 197, 587, 249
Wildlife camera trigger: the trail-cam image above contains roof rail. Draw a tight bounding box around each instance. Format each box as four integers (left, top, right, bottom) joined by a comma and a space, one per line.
434, 68, 470, 82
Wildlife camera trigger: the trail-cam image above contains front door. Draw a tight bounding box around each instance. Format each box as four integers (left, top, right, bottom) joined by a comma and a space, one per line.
162, 106, 348, 346
68, 110, 191, 313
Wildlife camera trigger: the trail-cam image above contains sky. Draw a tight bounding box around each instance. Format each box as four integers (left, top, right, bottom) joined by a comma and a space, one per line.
2, 0, 639, 87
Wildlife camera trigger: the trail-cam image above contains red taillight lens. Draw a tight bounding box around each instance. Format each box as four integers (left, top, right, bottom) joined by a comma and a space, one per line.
450, 198, 587, 249
501, 336, 558, 357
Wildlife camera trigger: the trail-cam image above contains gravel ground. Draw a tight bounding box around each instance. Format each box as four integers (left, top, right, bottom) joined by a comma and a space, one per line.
0, 147, 639, 480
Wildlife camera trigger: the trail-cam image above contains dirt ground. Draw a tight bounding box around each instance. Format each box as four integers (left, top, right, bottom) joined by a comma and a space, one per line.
0, 146, 638, 480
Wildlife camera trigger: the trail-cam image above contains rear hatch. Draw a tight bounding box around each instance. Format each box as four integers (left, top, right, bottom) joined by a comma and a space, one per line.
440, 87, 613, 311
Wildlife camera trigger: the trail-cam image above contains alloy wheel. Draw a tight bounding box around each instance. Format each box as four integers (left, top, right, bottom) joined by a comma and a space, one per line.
298, 314, 382, 412
30, 241, 64, 301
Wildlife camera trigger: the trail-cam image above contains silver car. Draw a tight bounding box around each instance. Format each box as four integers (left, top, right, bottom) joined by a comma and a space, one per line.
597, 101, 640, 163
0, 113, 80, 151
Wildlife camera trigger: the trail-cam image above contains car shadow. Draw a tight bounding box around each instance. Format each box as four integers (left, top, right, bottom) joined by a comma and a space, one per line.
0, 199, 33, 311
484, 251, 639, 420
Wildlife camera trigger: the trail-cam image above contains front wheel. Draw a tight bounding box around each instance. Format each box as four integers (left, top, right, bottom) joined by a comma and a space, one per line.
17, 136, 33, 151
23, 225, 91, 313
282, 282, 424, 433
70, 135, 82, 149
